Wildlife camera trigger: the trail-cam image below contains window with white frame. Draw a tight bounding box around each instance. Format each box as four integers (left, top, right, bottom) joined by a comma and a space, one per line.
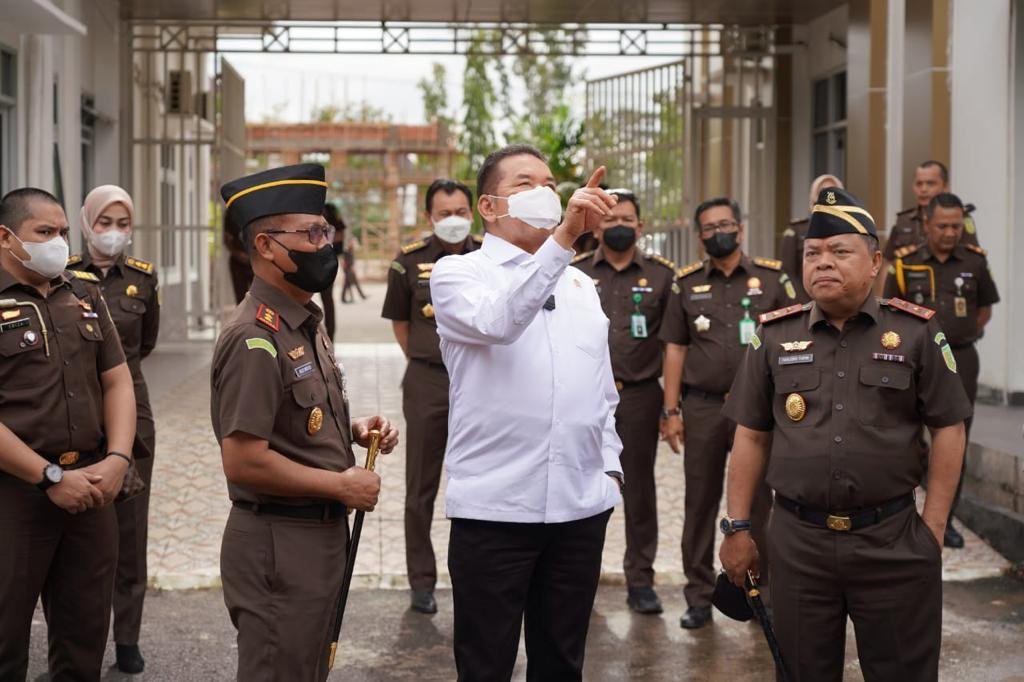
0, 47, 16, 195
811, 70, 846, 181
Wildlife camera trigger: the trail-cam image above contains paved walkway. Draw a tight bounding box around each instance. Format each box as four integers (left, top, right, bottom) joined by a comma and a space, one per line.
144, 282, 1009, 591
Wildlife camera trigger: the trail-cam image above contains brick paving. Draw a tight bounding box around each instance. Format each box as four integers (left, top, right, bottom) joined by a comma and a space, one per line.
145, 282, 1010, 591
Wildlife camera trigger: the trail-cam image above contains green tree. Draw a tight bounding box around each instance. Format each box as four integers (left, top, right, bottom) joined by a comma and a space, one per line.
311, 101, 392, 123
418, 62, 453, 130
458, 31, 502, 181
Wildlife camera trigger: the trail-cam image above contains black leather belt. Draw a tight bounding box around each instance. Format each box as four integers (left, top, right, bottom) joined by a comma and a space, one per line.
775, 493, 914, 532
41, 449, 103, 468
614, 377, 659, 392
233, 500, 347, 521
682, 384, 726, 403
410, 357, 448, 372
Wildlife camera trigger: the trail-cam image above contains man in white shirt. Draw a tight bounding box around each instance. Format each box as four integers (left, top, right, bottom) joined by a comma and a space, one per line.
431, 144, 624, 681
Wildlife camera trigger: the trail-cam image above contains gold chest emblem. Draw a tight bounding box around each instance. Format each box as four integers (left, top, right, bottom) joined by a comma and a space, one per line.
126, 284, 139, 298
880, 331, 902, 350
421, 303, 435, 319
307, 407, 324, 435
638, 278, 648, 287
780, 340, 813, 352
785, 393, 807, 422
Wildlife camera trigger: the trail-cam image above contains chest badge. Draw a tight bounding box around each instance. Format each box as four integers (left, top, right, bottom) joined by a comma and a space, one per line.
287, 346, 305, 361
785, 393, 807, 422
746, 276, 763, 296
23, 330, 38, 346
1, 309, 20, 320
695, 314, 711, 332
126, 284, 139, 298
638, 278, 648, 287
307, 406, 324, 435
421, 303, 435, 319
880, 331, 902, 350
780, 340, 813, 352
85, 323, 96, 334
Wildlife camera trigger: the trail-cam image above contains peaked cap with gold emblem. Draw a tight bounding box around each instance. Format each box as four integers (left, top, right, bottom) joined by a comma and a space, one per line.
220, 163, 328, 239
807, 187, 877, 239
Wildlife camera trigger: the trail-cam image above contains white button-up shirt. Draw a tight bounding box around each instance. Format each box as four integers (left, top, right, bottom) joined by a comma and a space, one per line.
430, 233, 623, 524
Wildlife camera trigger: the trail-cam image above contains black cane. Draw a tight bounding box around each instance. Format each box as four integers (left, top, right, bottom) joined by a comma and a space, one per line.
746, 571, 790, 682
327, 429, 381, 671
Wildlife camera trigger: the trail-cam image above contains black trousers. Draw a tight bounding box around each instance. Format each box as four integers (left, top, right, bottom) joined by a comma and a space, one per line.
448, 508, 612, 682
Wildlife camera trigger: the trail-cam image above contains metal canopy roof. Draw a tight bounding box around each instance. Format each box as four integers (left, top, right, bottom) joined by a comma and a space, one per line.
120, 0, 845, 25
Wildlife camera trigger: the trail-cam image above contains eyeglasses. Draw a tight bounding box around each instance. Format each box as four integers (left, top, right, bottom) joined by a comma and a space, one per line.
265, 224, 336, 245
698, 220, 739, 237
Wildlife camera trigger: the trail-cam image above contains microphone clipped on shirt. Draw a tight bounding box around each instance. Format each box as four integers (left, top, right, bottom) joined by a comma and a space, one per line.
543, 295, 556, 311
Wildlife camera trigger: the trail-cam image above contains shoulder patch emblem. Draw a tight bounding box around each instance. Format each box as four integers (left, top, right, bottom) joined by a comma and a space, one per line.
677, 260, 704, 278
571, 249, 595, 265
66, 254, 83, 266
886, 297, 936, 321
758, 302, 809, 325
964, 243, 987, 257
255, 303, 281, 332
390, 260, 407, 275
125, 257, 155, 275
648, 253, 677, 271
401, 239, 427, 255
245, 337, 277, 358
69, 269, 99, 282
753, 257, 782, 271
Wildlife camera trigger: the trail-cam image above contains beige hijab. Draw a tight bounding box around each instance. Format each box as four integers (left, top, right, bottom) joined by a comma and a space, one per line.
808, 174, 843, 211
80, 184, 135, 242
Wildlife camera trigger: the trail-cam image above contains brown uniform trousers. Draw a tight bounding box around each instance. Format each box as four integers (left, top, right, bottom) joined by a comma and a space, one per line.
70, 252, 161, 647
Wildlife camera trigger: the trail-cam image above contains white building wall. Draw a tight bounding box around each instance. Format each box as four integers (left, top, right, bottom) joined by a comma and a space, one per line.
950, 0, 1019, 399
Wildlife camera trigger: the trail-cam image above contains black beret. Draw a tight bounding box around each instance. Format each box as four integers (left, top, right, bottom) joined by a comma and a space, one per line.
711, 571, 754, 621
220, 163, 327, 239
807, 187, 877, 238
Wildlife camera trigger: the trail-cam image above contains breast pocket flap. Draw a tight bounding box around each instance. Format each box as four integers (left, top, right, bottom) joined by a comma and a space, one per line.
774, 368, 821, 394
859, 364, 911, 390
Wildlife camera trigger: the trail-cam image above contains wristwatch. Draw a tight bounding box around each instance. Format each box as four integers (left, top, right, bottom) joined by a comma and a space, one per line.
660, 406, 681, 419
719, 516, 751, 535
37, 463, 64, 492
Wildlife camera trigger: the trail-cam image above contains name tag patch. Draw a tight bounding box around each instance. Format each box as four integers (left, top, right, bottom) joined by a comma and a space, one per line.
294, 361, 315, 380
690, 293, 712, 301
0, 318, 30, 333
778, 353, 814, 366
872, 352, 906, 363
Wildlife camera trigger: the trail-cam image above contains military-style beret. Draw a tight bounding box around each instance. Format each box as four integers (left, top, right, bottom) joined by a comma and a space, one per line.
808, 187, 877, 238
711, 572, 754, 621
220, 163, 328, 238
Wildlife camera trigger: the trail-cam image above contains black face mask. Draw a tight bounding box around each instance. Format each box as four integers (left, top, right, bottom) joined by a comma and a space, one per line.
602, 225, 638, 253
270, 238, 339, 293
702, 231, 740, 259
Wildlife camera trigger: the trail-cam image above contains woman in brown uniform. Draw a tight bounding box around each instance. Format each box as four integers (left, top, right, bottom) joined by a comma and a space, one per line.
70, 185, 160, 674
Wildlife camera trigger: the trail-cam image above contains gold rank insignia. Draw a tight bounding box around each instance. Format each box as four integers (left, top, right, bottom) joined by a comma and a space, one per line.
417, 263, 434, 271
126, 284, 139, 297
692, 284, 711, 293
638, 278, 648, 287
307, 407, 324, 435
780, 340, 813, 352
125, 257, 155, 274
287, 346, 305, 360
826, 191, 837, 205
421, 303, 434, 318
785, 393, 807, 421
1, 310, 20, 320
85, 323, 95, 334
880, 331, 902, 350
58, 451, 79, 466
418, 271, 432, 280
256, 304, 281, 332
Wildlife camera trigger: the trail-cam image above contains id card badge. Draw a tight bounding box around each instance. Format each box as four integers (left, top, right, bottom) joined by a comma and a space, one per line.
954, 296, 967, 318
739, 316, 756, 345
631, 312, 649, 339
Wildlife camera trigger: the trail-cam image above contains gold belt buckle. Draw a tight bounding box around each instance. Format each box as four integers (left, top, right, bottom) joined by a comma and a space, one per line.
58, 451, 80, 466
826, 514, 852, 532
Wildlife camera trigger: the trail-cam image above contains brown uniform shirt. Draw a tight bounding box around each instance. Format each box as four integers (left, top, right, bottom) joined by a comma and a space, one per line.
883, 243, 999, 347
883, 205, 981, 260
0, 267, 125, 458
722, 296, 972, 510
659, 254, 798, 394
572, 247, 676, 383
210, 276, 354, 505
380, 234, 481, 364
777, 217, 810, 302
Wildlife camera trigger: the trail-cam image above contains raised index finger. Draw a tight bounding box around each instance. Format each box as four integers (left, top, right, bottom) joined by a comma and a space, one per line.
585, 166, 606, 189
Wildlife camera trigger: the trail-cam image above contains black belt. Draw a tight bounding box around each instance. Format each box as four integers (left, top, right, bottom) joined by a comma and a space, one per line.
41, 448, 104, 468
775, 493, 914, 532
614, 377, 659, 391
233, 500, 347, 521
410, 357, 448, 372
682, 384, 726, 403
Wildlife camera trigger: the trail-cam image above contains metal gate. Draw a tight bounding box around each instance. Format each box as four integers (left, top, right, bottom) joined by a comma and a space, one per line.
585, 27, 777, 266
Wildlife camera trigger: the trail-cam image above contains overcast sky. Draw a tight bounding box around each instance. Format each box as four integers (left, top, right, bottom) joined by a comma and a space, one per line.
226, 53, 676, 125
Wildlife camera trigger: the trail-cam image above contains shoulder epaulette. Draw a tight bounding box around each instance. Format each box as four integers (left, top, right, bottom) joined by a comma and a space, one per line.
471, 234, 483, 243
571, 249, 595, 265
676, 260, 704, 278
893, 244, 919, 259
68, 269, 99, 282
964, 243, 987, 257
758, 302, 810, 325
647, 253, 677, 271
66, 254, 83, 266
753, 256, 782, 271
255, 303, 281, 332
896, 206, 916, 217
401, 239, 428, 255
885, 297, 936, 321
125, 257, 155, 275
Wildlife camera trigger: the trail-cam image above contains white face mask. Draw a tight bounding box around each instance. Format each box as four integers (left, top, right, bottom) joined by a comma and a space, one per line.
494, 186, 563, 230
432, 215, 472, 244
5, 230, 70, 280
91, 229, 132, 257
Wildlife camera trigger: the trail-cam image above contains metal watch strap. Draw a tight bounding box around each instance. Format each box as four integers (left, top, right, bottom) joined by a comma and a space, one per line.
660, 406, 681, 419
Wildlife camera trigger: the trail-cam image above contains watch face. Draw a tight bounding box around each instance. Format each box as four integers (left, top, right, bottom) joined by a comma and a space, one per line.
45, 464, 64, 484
719, 517, 730, 534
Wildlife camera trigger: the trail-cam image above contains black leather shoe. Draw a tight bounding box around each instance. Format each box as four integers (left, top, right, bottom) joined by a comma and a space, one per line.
626, 586, 664, 614
115, 644, 145, 674
410, 590, 438, 614
944, 522, 965, 549
679, 606, 713, 629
